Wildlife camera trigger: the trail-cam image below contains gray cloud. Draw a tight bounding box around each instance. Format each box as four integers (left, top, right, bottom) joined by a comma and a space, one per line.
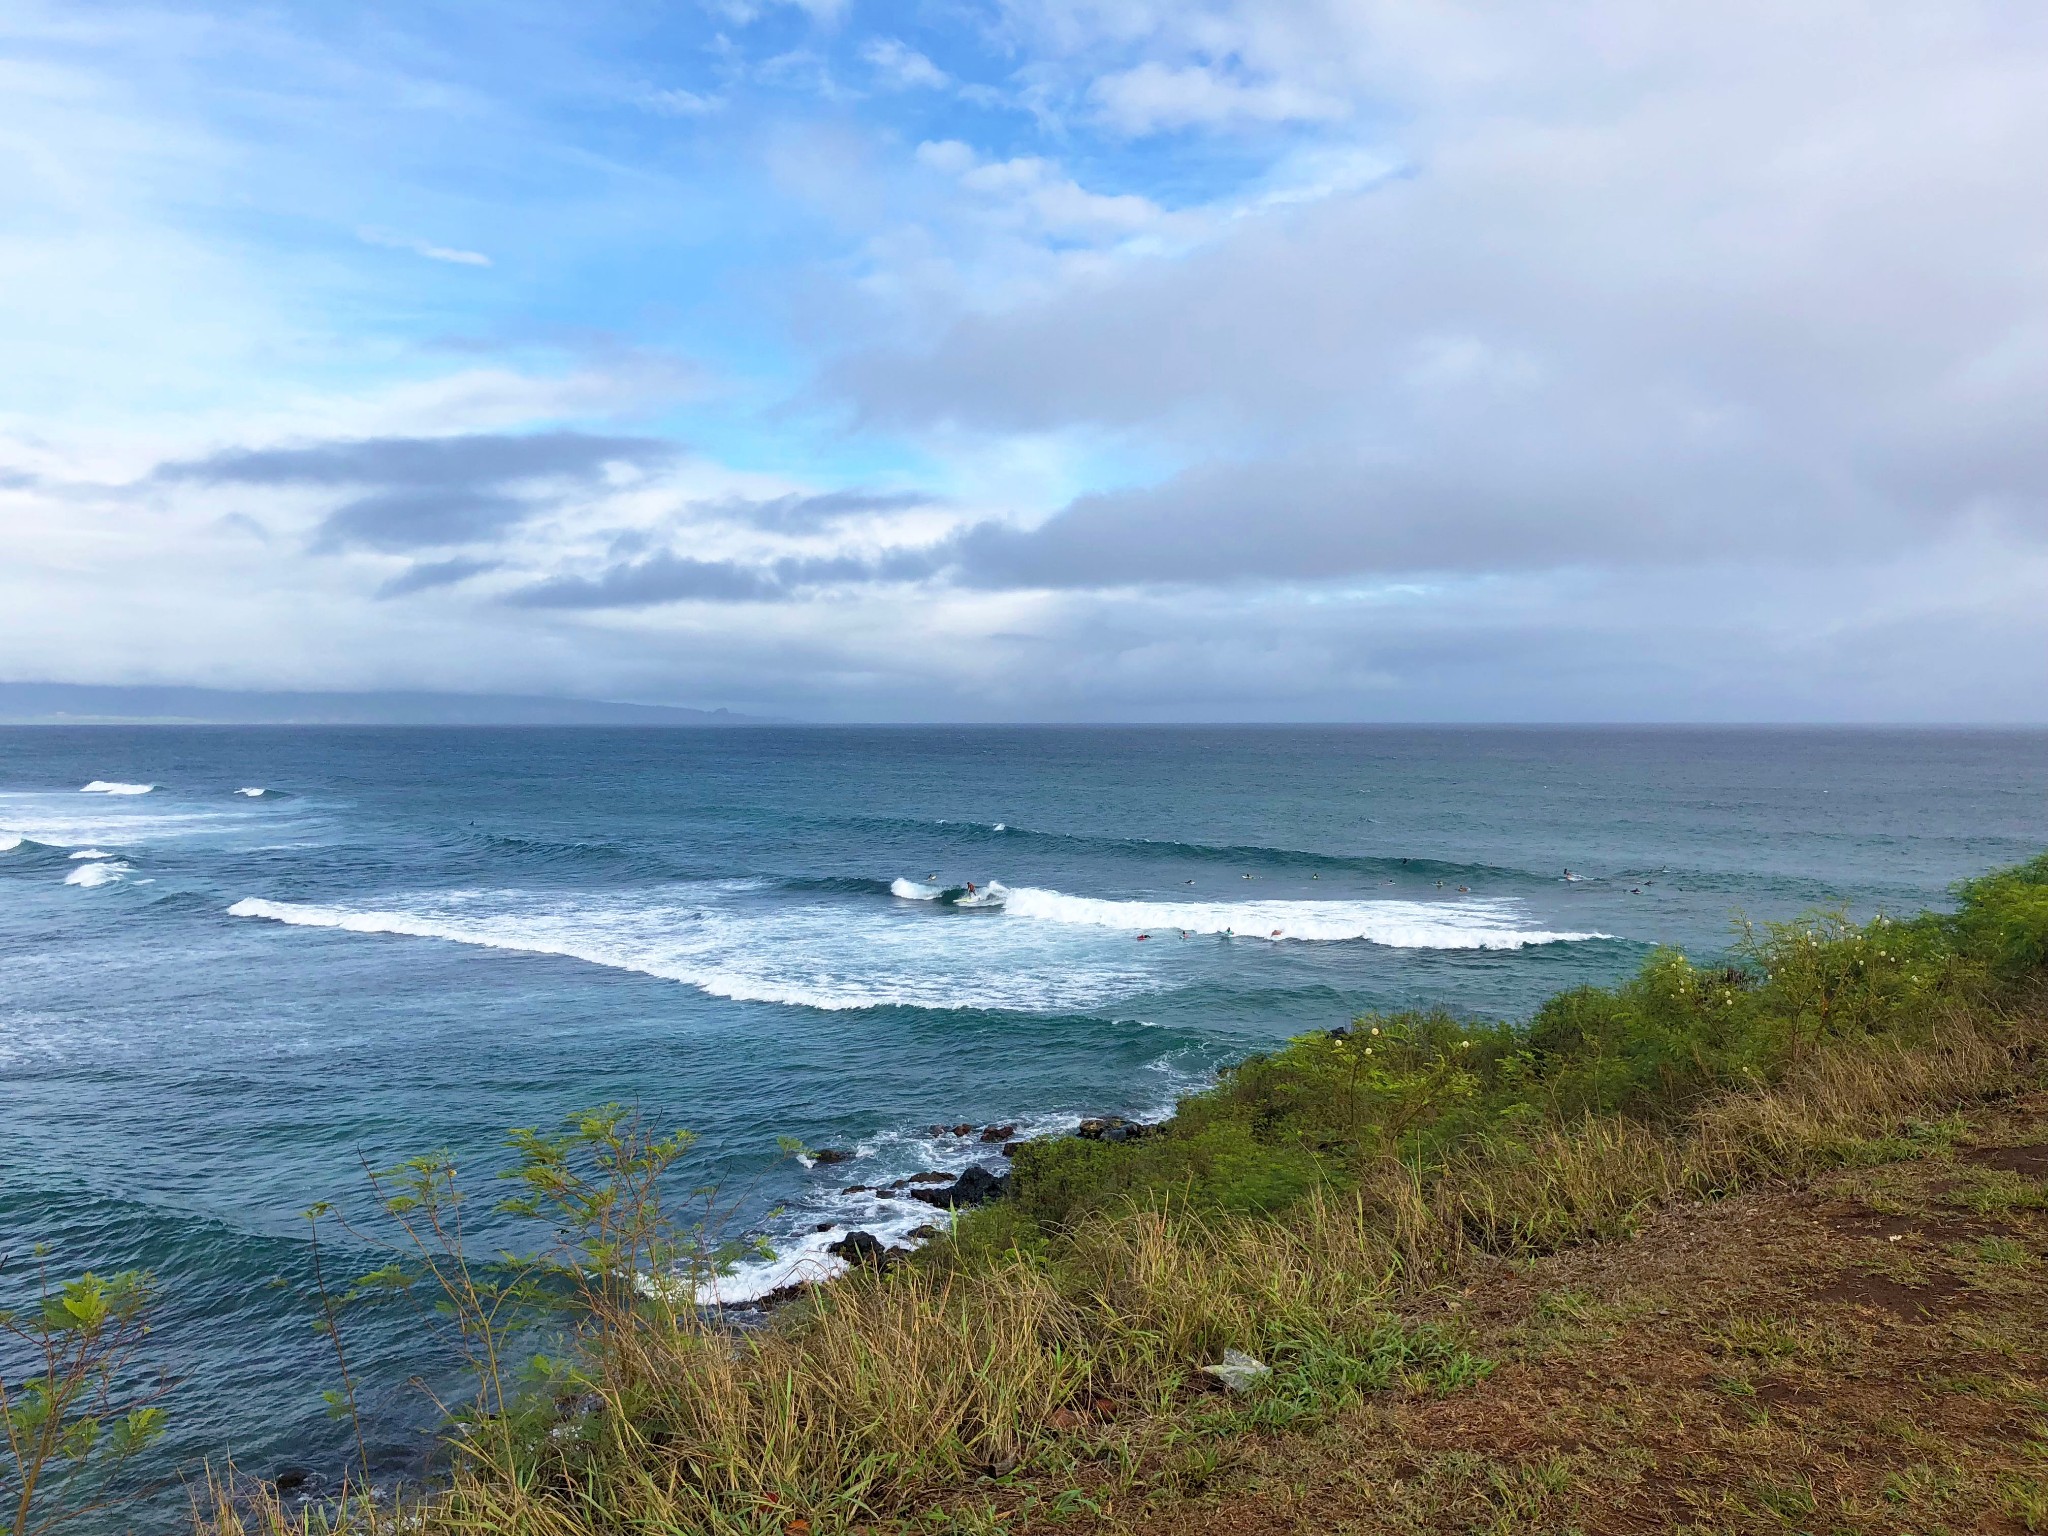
317, 490, 530, 553
826, 9, 2048, 584
697, 489, 936, 532
510, 553, 783, 606
160, 431, 675, 489
159, 432, 679, 551
506, 548, 938, 608
376, 556, 501, 599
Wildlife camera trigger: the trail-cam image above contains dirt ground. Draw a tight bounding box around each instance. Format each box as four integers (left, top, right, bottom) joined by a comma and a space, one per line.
998, 1090, 2048, 1536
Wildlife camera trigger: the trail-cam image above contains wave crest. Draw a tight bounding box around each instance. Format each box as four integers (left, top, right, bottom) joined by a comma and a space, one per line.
65, 861, 131, 887
996, 887, 1608, 948
226, 893, 1146, 1013
80, 781, 155, 795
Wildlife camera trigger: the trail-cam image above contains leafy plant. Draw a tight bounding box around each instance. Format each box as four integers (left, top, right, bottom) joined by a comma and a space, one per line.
0, 1256, 168, 1536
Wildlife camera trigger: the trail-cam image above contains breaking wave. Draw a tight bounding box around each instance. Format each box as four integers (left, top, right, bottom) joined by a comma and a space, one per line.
65, 861, 131, 887
80, 781, 155, 795
995, 887, 1608, 948
226, 891, 1150, 1013
887, 877, 1007, 907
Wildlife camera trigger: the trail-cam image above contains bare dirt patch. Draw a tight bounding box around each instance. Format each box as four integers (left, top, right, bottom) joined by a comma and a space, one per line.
1966, 1141, 2048, 1176
1808, 1268, 1967, 1317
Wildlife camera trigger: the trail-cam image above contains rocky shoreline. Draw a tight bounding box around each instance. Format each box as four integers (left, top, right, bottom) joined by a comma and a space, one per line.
727, 1111, 1163, 1314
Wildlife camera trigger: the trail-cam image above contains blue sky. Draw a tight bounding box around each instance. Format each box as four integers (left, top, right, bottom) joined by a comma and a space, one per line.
4, 1, 2046, 720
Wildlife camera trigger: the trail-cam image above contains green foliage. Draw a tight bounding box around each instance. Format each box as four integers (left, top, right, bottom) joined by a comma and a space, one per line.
0, 1260, 167, 1536
1953, 852, 2048, 980
1007, 853, 2048, 1231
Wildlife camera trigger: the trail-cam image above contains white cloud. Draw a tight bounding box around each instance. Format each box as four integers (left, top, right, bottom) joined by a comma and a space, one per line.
860, 37, 949, 91
915, 140, 1164, 240
356, 226, 492, 267
1089, 60, 1348, 134
636, 86, 724, 116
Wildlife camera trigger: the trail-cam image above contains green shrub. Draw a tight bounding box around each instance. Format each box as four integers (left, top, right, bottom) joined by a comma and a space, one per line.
1005, 853, 2048, 1233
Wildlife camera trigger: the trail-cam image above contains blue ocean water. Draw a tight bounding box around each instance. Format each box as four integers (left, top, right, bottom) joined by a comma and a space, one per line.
2, 725, 2044, 1498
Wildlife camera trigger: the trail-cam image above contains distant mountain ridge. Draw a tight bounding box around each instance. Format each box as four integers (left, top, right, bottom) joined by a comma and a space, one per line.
0, 683, 778, 726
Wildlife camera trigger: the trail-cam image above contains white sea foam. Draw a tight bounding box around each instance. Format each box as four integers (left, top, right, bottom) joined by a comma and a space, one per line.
228, 890, 1151, 1013
236, 787, 265, 797
64, 861, 130, 887
996, 888, 1609, 948
890, 877, 944, 900
69, 849, 110, 860
0, 833, 19, 852
0, 786, 299, 849
80, 781, 154, 795
228, 875, 1609, 1017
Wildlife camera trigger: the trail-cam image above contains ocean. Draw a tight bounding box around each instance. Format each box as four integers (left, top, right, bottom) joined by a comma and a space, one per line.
2, 725, 2043, 1499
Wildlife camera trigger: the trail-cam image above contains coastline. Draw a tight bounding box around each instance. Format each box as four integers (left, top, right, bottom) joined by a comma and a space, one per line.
26, 850, 2048, 1536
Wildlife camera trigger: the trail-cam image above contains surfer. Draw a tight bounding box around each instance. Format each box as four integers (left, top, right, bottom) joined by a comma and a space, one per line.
965, 881, 976, 898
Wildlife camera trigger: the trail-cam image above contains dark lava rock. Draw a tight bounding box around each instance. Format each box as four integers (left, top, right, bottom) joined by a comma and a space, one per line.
979, 1123, 1019, 1142
827, 1231, 890, 1266
272, 1468, 314, 1494
1077, 1116, 1154, 1144
1001, 1142, 1019, 1157
1081, 1122, 1146, 1146
911, 1163, 1009, 1208
810, 1147, 852, 1165
907, 1170, 954, 1185
951, 1122, 975, 1136
843, 1184, 870, 1195
909, 1224, 941, 1240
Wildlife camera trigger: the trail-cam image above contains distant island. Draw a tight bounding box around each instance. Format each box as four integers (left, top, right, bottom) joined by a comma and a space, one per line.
0, 683, 779, 726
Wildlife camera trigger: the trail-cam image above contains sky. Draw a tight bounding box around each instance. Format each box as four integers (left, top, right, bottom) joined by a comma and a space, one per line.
3, 1, 2046, 722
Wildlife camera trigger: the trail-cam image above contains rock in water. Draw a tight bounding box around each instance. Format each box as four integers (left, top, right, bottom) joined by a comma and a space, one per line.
910, 1163, 1009, 1208
1200, 1349, 1272, 1393
827, 1231, 889, 1266
1077, 1116, 1154, 1143
810, 1147, 851, 1165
